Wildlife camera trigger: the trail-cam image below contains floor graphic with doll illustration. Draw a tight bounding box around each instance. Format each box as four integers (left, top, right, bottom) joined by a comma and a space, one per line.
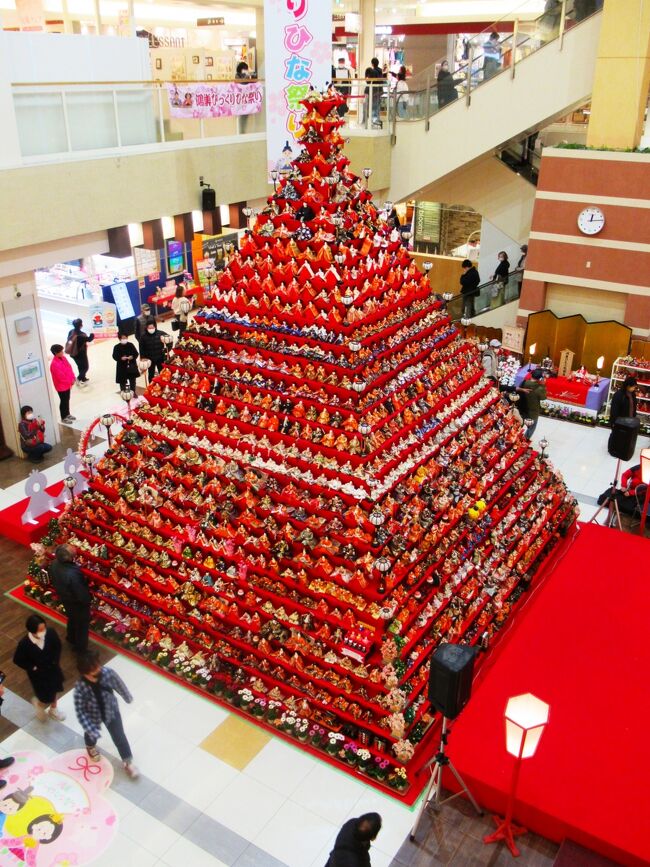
0, 751, 116, 866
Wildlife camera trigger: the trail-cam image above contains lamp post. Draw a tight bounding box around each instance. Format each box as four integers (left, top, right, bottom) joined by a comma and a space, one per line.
528, 342, 537, 370
423, 260, 433, 284
120, 387, 133, 417
270, 168, 279, 192
484, 693, 550, 857
82, 454, 96, 478
639, 448, 650, 536
538, 437, 549, 459
137, 357, 151, 385
595, 355, 605, 386
100, 413, 115, 448
362, 167, 372, 188
63, 475, 77, 502
460, 316, 472, 338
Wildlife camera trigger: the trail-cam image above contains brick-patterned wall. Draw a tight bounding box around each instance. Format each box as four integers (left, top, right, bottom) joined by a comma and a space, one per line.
439, 205, 482, 256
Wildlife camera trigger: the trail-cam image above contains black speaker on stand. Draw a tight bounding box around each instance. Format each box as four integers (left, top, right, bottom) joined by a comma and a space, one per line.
591, 417, 640, 530
202, 187, 216, 212
410, 644, 482, 842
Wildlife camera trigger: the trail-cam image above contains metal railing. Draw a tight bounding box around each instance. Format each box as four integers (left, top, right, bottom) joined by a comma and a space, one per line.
446, 269, 524, 321
389, 0, 601, 135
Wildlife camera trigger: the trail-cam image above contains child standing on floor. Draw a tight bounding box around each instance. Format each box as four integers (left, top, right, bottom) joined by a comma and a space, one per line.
73, 650, 139, 780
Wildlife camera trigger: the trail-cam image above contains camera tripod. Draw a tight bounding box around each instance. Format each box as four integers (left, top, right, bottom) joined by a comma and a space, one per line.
589, 458, 623, 531
410, 717, 482, 843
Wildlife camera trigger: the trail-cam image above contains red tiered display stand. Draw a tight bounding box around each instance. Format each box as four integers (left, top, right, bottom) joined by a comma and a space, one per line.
23, 91, 578, 801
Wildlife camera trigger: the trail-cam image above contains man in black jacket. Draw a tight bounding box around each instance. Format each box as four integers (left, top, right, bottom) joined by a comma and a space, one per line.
138, 318, 168, 380
459, 259, 480, 317
48, 544, 91, 652
133, 303, 151, 346
326, 813, 382, 866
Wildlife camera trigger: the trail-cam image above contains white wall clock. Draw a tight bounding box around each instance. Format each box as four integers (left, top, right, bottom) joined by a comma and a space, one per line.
577, 207, 605, 235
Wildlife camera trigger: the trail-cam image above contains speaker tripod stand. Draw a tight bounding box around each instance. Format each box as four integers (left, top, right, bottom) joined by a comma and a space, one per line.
410, 717, 482, 842
589, 458, 623, 531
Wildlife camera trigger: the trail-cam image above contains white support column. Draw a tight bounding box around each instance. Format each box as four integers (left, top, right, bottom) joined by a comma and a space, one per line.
61, 0, 73, 34
126, 0, 136, 38
359, 0, 375, 72
255, 6, 265, 79
93, 0, 102, 35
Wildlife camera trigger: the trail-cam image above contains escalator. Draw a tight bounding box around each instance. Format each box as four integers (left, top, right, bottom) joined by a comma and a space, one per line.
446, 270, 524, 323
389, 5, 602, 202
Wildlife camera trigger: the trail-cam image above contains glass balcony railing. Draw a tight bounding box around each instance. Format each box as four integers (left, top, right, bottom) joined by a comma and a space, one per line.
11, 80, 268, 159
10, 77, 391, 160
389, 0, 601, 129
445, 269, 524, 321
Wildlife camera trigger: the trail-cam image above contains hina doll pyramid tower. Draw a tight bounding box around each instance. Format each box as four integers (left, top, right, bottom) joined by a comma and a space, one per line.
26, 90, 578, 799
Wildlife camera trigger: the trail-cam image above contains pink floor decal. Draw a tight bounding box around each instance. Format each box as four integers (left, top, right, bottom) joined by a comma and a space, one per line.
0, 750, 117, 866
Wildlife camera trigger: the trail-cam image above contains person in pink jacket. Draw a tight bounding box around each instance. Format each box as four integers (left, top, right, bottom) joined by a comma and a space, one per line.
49, 345, 77, 424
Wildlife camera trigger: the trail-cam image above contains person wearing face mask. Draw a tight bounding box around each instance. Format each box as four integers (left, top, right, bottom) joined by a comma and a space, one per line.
13, 615, 65, 723
490, 250, 510, 308
111, 332, 139, 393
138, 317, 168, 380
18, 406, 52, 463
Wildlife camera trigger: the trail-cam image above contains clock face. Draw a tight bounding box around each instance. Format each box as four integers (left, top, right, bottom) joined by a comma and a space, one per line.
577, 207, 605, 235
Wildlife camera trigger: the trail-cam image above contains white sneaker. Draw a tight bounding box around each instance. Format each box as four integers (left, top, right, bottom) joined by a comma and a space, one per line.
123, 761, 139, 780
48, 707, 66, 722
31, 697, 47, 722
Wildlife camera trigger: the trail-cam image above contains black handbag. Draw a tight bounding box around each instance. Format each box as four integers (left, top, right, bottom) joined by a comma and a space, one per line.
171, 319, 181, 331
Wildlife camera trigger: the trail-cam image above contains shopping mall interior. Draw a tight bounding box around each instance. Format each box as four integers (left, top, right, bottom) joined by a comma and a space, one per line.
0, 0, 648, 865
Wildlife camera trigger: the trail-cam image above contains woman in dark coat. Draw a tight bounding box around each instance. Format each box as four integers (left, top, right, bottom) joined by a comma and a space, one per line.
138, 317, 168, 379
13, 615, 65, 723
111, 332, 139, 392
437, 60, 461, 107
609, 376, 637, 427
326, 813, 382, 867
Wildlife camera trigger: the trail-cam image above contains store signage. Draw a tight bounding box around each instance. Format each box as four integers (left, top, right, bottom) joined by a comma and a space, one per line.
375, 25, 393, 35
166, 82, 262, 118
264, 0, 332, 178
137, 29, 185, 48
110, 282, 136, 320
197, 17, 224, 26
147, 271, 160, 282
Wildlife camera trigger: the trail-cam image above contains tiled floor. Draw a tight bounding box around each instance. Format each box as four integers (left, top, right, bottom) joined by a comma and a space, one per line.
0, 362, 645, 867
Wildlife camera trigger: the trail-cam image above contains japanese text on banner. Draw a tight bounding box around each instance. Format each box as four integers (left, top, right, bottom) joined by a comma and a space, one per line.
264, 0, 332, 176
166, 82, 263, 118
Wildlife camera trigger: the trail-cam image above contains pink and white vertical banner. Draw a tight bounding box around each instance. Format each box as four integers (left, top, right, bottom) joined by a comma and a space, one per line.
264, 0, 333, 176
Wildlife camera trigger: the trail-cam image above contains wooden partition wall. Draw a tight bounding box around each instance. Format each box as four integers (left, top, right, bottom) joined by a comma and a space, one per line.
411, 253, 466, 296
524, 311, 631, 375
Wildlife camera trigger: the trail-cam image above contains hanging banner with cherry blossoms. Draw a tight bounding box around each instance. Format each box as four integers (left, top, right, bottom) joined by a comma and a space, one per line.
166, 82, 263, 118
264, 0, 333, 176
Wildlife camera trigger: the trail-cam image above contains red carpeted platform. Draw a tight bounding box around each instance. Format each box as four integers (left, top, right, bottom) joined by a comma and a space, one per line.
446, 522, 650, 867
0, 480, 67, 546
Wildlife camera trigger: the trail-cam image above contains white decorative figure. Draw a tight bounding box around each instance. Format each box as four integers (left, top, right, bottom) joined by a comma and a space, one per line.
21, 469, 59, 525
